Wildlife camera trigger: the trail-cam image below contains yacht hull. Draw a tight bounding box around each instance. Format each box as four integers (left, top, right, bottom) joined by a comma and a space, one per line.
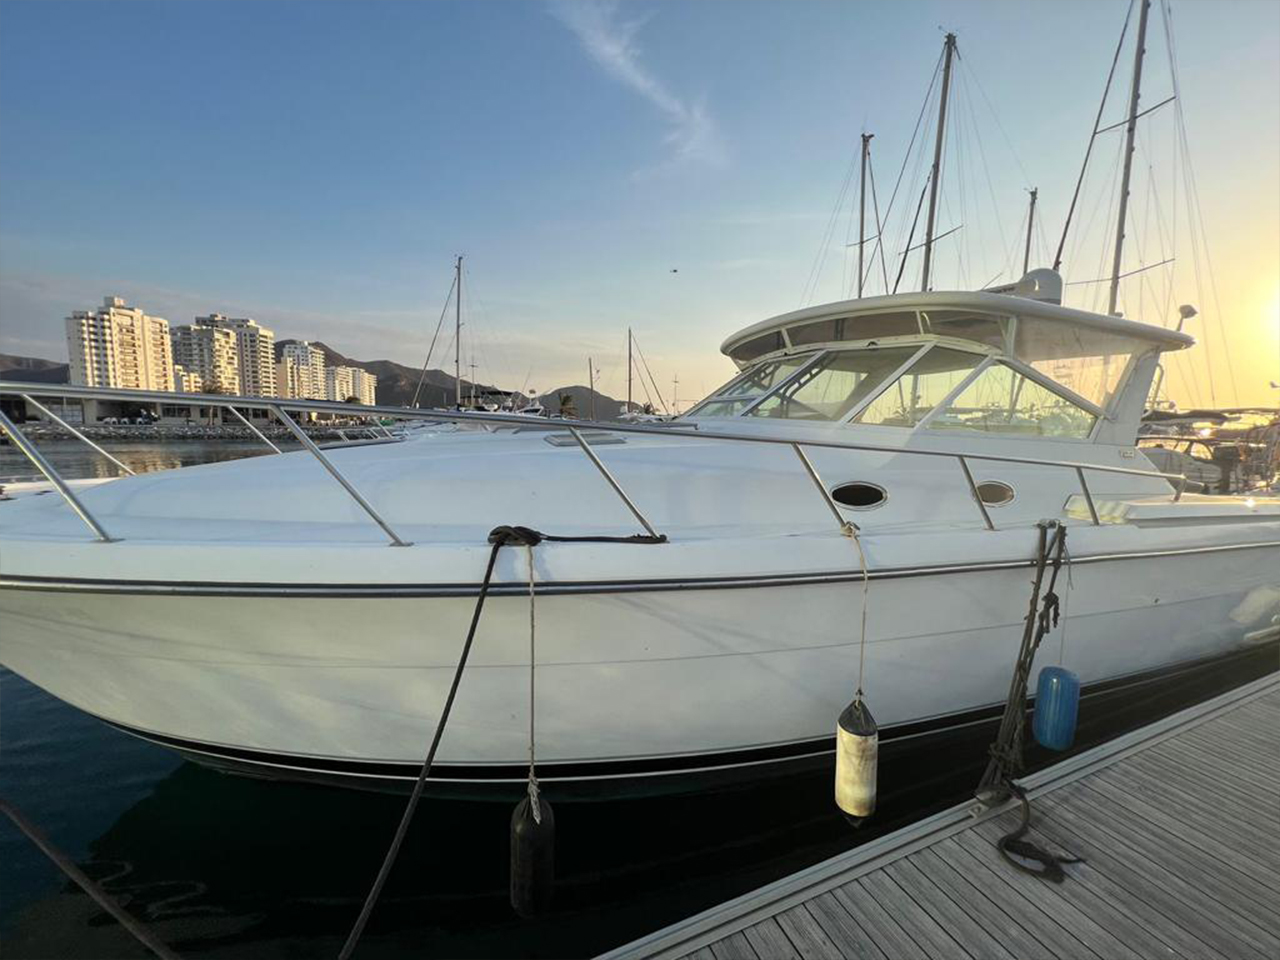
2, 543, 1277, 798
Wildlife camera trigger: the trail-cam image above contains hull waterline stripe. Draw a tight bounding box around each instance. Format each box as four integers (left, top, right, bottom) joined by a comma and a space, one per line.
1, 538, 1278, 597
92, 647, 1269, 785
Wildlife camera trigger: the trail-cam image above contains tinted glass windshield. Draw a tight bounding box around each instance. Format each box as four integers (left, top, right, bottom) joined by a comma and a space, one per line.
687, 353, 815, 419
928, 362, 1097, 437
852, 347, 987, 427
746, 347, 922, 421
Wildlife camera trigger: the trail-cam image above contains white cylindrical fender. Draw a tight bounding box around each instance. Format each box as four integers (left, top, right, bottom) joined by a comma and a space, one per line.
835, 698, 878, 820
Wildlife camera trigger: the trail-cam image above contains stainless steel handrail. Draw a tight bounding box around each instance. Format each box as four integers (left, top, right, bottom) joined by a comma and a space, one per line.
567, 426, 662, 539
1, 380, 1186, 485
20, 394, 135, 476
225, 404, 281, 453
266, 404, 411, 547
0, 408, 117, 542
1, 380, 1193, 542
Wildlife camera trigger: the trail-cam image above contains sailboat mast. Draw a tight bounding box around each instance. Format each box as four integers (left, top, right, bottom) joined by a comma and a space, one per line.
920, 32, 958, 293
588, 357, 596, 420
627, 328, 633, 412
1108, 0, 1151, 316
454, 255, 463, 408
1022, 188, 1038, 276
857, 132, 873, 297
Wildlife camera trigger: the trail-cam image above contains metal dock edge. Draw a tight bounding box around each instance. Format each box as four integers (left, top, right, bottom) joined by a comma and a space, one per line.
599, 671, 1280, 960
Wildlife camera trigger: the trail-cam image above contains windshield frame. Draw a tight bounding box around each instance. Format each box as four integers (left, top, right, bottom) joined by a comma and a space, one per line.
684, 334, 1109, 439
683, 351, 821, 418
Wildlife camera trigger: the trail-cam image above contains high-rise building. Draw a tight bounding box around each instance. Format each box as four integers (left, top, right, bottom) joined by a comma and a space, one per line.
198, 314, 278, 397
173, 363, 204, 393
171, 323, 241, 394
278, 341, 326, 399
325, 365, 354, 402
324, 366, 378, 404
66, 296, 176, 391
348, 367, 378, 405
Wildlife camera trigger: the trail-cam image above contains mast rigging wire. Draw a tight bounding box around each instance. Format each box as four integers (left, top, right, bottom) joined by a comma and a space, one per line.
411, 275, 457, 408
630, 332, 669, 414
1160, 0, 1237, 405
1053, 0, 1136, 272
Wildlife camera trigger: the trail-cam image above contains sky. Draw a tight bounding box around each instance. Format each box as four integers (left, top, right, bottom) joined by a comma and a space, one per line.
1, 0, 1277, 410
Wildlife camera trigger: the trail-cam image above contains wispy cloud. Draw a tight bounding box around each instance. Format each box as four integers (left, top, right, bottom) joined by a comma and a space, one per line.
550, 0, 726, 169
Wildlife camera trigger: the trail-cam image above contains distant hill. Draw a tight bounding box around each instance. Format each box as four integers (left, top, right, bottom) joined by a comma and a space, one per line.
536, 385, 631, 419
277, 340, 629, 417
0, 353, 70, 384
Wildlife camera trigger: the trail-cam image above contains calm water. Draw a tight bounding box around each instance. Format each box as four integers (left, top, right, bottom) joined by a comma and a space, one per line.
0, 440, 1269, 958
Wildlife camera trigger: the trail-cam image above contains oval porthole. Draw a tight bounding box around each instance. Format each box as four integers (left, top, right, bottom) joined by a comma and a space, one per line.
976, 481, 1015, 506
831, 482, 888, 509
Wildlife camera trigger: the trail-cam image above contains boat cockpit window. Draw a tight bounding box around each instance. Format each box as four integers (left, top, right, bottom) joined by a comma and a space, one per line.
727, 331, 787, 365
745, 346, 923, 421
1013, 318, 1148, 409
787, 311, 921, 347
852, 347, 988, 427
927, 361, 1098, 438
690, 353, 816, 418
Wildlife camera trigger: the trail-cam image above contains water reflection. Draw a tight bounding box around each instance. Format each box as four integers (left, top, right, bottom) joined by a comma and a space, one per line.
0, 439, 284, 483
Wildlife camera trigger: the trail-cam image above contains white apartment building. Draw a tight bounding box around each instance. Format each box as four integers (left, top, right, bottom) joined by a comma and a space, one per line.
173, 364, 204, 393
278, 341, 326, 399
199, 314, 278, 397
324, 365, 378, 404
66, 296, 176, 391
324, 365, 354, 402
348, 367, 378, 405
171, 323, 241, 394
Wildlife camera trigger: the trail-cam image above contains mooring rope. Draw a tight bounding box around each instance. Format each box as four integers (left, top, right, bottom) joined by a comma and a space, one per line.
526, 543, 542, 823
841, 520, 871, 697
339, 523, 663, 958
976, 520, 1083, 883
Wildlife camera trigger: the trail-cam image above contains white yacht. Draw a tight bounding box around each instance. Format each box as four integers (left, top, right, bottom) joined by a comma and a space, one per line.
2, 271, 1277, 796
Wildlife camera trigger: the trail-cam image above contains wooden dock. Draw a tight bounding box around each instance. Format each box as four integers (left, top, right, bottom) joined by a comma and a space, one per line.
601, 673, 1280, 960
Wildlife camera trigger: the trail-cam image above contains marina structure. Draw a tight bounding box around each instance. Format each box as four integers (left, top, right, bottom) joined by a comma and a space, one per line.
602, 674, 1280, 960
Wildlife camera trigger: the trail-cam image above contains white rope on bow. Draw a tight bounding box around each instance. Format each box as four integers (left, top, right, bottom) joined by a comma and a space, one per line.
526, 543, 541, 824
841, 521, 871, 698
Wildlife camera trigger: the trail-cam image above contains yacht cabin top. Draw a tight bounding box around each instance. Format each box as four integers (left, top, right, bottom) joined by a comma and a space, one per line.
686, 270, 1194, 446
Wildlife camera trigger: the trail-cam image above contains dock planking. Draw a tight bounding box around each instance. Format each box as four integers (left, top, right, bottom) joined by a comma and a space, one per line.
600, 674, 1280, 960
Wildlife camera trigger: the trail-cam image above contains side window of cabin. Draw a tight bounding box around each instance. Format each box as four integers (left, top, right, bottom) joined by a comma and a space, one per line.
927, 362, 1096, 438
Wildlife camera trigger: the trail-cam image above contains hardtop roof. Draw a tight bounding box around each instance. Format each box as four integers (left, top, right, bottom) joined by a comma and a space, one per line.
721, 289, 1196, 358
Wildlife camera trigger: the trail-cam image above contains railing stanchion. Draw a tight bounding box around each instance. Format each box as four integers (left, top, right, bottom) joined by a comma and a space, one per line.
792, 443, 850, 529
1076, 467, 1102, 525
225, 404, 281, 453
20, 394, 135, 476
0, 408, 117, 542
268, 404, 412, 547
567, 426, 663, 540
958, 456, 996, 531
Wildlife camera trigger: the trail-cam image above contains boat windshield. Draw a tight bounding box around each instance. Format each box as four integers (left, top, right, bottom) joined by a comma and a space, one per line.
927, 361, 1097, 437
689, 353, 816, 418
687, 342, 1099, 436
744, 346, 924, 421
